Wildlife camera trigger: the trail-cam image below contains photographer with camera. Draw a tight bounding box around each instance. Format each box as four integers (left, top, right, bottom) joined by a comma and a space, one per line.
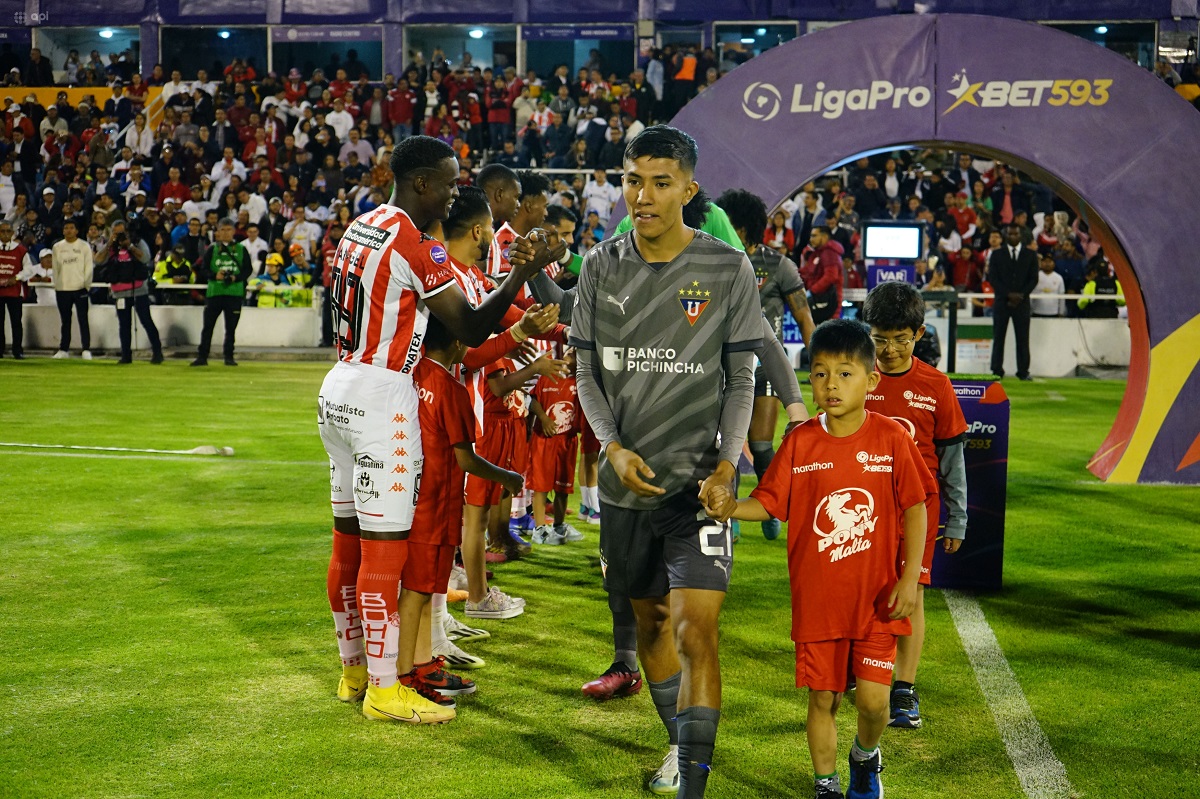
191, 219, 252, 366
97, 218, 163, 364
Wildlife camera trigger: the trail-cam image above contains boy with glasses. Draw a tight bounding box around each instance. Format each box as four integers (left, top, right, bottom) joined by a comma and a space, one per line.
860, 281, 968, 730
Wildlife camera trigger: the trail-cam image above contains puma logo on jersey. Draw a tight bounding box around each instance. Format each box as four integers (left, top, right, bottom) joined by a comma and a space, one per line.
605, 294, 631, 314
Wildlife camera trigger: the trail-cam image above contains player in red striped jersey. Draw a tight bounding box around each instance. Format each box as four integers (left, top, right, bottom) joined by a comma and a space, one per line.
319, 136, 556, 724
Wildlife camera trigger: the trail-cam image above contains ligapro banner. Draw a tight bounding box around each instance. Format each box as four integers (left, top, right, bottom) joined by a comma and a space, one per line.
665, 14, 1200, 485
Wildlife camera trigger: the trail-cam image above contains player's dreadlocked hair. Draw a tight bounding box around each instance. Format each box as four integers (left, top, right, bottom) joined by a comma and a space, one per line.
682, 186, 712, 229
476, 162, 519, 192
389, 135, 456, 181
443, 186, 492, 241
862, 281, 926, 334
716, 188, 768, 244
808, 319, 877, 371
517, 169, 552, 201
624, 125, 698, 175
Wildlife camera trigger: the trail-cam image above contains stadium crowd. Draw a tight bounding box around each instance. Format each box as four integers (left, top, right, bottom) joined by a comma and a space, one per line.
0, 41, 1133, 361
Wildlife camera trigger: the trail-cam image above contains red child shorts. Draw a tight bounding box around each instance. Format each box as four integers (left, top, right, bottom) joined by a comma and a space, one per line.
401, 541, 457, 594
465, 413, 518, 507
528, 433, 579, 494
794, 631, 898, 692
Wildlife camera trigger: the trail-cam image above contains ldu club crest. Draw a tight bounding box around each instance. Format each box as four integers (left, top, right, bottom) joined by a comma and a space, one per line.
678, 280, 711, 326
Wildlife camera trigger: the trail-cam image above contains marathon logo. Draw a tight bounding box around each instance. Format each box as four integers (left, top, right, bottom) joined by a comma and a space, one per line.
861, 657, 894, 670
343, 222, 389, 250
954, 385, 985, 398
793, 462, 834, 474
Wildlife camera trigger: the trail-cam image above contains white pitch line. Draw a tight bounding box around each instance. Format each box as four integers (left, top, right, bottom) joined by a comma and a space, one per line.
943, 590, 1074, 799
0, 449, 326, 466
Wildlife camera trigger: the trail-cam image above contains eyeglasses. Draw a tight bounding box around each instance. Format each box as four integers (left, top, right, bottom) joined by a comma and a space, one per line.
872, 336, 915, 350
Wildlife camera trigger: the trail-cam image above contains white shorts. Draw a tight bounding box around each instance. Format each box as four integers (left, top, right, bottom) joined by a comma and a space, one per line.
318, 360, 423, 533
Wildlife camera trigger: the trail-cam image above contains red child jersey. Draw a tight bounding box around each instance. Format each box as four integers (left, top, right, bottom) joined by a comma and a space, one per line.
411, 358, 475, 545
751, 412, 935, 643
329, 204, 456, 374
865, 357, 968, 477
531, 374, 579, 436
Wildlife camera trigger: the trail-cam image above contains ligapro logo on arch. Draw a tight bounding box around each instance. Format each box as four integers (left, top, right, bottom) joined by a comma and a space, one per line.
742, 79, 933, 121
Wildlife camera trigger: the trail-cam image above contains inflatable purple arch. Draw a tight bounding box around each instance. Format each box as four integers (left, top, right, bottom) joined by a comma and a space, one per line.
661, 13, 1200, 485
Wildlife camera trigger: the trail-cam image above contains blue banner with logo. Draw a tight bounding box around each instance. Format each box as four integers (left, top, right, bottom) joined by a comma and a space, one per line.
931, 379, 1008, 591
866, 263, 915, 289
523, 24, 634, 41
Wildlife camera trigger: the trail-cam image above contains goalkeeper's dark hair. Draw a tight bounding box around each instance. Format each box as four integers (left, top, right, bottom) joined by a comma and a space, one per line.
517, 169, 551, 201
545, 204, 578, 227
443, 186, 492, 241
389, 135, 456, 182
808, 319, 876, 371
716, 188, 768, 244
624, 124, 698, 175
422, 314, 458, 354
476, 162, 519, 192
682, 185, 712, 229
861, 281, 926, 334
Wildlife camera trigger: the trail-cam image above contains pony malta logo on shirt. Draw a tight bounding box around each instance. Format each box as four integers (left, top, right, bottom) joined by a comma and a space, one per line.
678, 280, 711, 326
813, 487, 877, 562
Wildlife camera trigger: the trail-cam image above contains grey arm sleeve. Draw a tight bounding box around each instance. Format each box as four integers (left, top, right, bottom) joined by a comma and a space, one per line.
576, 348, 621, 452
756, 315, 802, 408
716, 350, 756, 466
936, 441, 969, 539
528, 271, 576, 324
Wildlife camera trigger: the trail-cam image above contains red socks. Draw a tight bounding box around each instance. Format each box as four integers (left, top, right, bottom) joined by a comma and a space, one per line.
357, 538, 408, 688
327, 529, 363, 667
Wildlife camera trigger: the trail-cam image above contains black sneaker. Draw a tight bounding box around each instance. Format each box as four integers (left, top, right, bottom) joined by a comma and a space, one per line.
150, 351, 164, 364
224, 358, 238, 366
190, 358, 208, 367
847, 750, 883, 799
400, 670, 456, 709
117, 356, 133, 364
888, 687, 922, 728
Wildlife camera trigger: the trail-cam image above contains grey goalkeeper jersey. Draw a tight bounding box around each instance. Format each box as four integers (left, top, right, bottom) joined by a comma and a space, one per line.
752, 246, 806, 339
570, 230, 763, 510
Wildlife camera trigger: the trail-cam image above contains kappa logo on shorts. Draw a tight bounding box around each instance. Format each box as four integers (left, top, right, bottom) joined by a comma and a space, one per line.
389, 482, 406, 493
393, 447, 407, 457
392, 430, 408, 440
392, 413, 408, 424
392, 463, 408, 474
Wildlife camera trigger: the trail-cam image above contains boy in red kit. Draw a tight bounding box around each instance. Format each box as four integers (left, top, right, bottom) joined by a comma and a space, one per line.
705, 319, 934, 799
529, 347, 585, 546
397, 317, 525, 712
860, 281, 968, 729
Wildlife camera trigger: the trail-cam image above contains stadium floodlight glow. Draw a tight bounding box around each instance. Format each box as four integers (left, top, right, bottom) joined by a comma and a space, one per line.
1095, 25, 1108, 34
468, 28, 485, 39
99, 29, 114, 39
741, 37, 756, 44
756, 27, 767, 36
219, 30, 231, 39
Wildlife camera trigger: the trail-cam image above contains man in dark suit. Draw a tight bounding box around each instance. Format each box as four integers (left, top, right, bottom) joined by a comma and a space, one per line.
948, 152, 983, 195
988, 224, 1040, 380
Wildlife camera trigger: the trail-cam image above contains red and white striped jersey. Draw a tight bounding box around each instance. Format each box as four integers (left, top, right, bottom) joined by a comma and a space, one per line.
487, 221, 518, 278
330, 204, 456, 374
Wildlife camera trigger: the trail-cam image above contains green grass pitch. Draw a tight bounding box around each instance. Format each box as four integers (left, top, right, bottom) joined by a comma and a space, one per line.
0, 359, 1196, 798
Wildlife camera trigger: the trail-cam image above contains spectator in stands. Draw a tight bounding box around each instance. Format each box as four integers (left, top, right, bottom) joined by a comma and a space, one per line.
582, 167, 620, 227
1031, 253, 1065, 317
23, 48, 53, 87
990, 171, 1029, 227
763, 210, 793, 255
799, 225, 844, 325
